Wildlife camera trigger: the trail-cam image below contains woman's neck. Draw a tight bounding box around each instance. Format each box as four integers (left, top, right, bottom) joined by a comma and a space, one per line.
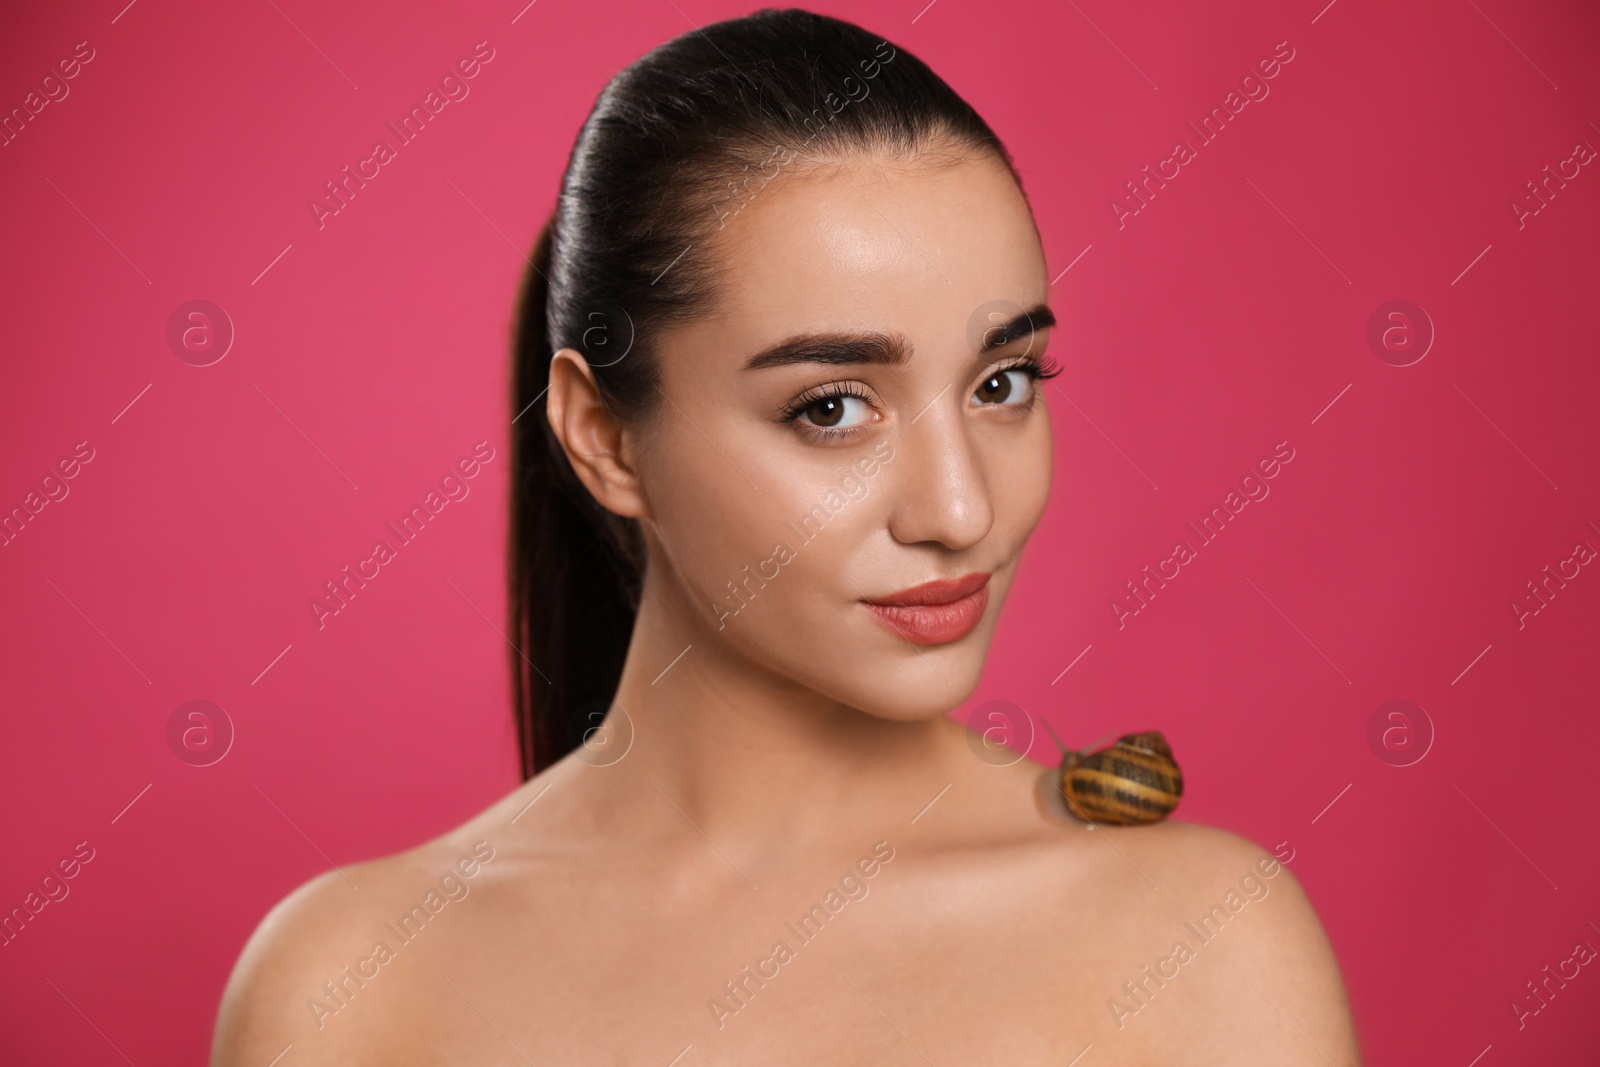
576, 565, 989, 861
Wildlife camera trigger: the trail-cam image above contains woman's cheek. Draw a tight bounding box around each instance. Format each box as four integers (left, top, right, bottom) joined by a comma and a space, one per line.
682, 480, 824, 621
1023, 414, 1054, 532
973, 420, 1047, 537
994, 407, 1053, 535
645, 462, 765, 599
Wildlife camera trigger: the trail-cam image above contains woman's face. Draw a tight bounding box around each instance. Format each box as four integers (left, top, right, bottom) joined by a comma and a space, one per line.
633, 147, 1054, 719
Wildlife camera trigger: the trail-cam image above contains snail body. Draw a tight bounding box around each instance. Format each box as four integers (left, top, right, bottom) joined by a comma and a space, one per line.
1054, 730, 1183, 826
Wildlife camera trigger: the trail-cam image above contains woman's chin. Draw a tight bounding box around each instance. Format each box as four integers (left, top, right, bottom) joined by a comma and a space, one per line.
832, 655, 989, 723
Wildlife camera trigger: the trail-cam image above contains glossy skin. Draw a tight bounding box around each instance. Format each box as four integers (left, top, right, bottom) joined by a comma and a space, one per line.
212, 150, 1362, 1065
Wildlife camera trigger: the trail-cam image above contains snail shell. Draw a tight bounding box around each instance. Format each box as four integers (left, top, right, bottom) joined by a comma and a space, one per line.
1059, 730, 1183, 826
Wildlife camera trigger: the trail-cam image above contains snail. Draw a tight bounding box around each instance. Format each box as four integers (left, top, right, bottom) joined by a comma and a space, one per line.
1041, 722, 1183, 826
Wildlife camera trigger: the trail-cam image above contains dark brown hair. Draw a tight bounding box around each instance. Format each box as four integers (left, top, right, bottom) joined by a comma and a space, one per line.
508, 7, 1017, 779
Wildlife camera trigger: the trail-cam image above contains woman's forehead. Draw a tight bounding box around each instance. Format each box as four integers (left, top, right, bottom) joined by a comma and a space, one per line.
683, 154, 1045, 363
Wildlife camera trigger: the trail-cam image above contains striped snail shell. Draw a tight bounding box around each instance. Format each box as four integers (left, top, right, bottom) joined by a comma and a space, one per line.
1057, 730, 1183, 826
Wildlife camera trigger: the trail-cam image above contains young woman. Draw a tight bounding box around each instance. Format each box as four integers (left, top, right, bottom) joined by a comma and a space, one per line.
213, 9, 1360, 1064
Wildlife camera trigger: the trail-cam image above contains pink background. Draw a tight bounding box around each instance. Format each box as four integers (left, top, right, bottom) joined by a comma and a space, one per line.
2, 0, 1597, 1062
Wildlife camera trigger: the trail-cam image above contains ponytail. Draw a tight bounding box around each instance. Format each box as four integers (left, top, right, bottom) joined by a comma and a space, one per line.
508, 216, 645, 779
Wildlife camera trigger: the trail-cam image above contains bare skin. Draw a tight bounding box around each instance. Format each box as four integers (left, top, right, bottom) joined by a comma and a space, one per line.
212, 148, 1361, 1066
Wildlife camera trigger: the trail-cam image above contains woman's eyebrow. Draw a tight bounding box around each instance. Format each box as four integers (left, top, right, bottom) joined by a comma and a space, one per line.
741, 303, 1055, 371
979, 303, 1056, 352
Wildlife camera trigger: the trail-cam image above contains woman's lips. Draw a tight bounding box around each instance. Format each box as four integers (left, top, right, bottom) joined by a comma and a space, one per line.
861, 572, 991, 645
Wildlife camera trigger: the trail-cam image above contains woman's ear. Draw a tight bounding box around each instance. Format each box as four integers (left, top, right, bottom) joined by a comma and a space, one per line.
545, 347, 649, 519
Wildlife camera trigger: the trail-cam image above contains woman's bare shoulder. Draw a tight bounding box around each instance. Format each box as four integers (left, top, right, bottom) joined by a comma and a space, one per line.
1088, 818, 1362, 1064
211, 854, 412, 1064
1102, 819, 1328, 953
208, 778, 547, 1066
1098, 817, 1285, 879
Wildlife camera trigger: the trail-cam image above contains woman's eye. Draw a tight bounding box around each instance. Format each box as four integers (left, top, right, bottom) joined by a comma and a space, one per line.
972, 369, 1033, 406
802, 394, 873, 428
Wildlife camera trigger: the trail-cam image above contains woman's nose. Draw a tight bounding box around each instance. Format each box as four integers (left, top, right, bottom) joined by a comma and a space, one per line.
881, 391, 995, 550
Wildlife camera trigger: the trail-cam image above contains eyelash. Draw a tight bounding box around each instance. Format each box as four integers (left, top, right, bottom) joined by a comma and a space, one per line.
778, 352, 1064, 439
